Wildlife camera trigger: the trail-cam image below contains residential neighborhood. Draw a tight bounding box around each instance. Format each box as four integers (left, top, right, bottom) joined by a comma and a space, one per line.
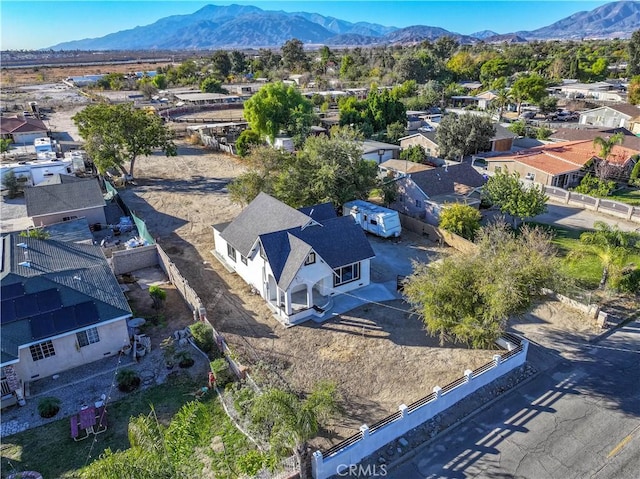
1, 2, 640, 478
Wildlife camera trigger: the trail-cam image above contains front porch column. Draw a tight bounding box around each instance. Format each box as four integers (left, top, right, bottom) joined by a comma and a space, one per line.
306, 284, 312, 308
281, 289, 292, 315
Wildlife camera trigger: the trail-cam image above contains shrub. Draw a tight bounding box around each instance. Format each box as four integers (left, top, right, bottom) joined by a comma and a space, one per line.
573, 173, 615, 197
38, 396, 61, 418
614, 267, 640, 294
236, 450, 267, 476
439, 203, 482, 240
190, 322, 214, 354
210, 358, 234, 387
176, 350, 195, 369
2, 170, 20, 199
117, 369, 141, 392
149, 285, 166, 310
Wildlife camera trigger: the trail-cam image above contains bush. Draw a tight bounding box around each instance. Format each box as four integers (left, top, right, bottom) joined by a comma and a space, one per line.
573, 173, 615, 197
190, 322, 214, 354
149, 285, 166, 310
210, 358, 234, 387
439, 203, 482, 240
176, 350, 195, 368
614, 267, 640, 294
38, 396, 61, 418
117, 369, 141, 392
236, 450, 268, 477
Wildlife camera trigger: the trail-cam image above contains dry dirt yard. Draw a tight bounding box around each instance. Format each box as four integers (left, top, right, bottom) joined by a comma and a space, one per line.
114, 143, 600, 448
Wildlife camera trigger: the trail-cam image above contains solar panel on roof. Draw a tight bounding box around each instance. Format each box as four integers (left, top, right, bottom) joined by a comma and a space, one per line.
36, 289, 62, 314
1, 300, 17, 324
30, 313, 57, 340
14, 295, 40, 320
1, 283, 24, 300
75, 302, 99, 327
52, 307, 76, 334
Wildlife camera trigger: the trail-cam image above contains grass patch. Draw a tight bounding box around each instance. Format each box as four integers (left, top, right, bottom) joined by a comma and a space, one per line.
608, 187, 640, 206
0, 375, 209, 478
527, 221, 640, 290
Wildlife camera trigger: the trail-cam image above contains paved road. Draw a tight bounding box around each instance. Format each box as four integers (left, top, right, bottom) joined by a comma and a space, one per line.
387, 321, 640, 479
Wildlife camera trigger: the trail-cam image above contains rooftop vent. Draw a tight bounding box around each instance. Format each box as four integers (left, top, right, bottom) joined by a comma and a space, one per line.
18, 261, 31, 268
17, 242, 28, 249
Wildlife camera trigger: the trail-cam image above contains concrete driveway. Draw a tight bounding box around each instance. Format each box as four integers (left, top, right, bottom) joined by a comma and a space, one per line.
312, 232, 443, 323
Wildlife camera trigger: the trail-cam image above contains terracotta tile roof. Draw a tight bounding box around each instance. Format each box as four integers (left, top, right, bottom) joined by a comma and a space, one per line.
487, 140, 638, 176
550, 128, 640, 151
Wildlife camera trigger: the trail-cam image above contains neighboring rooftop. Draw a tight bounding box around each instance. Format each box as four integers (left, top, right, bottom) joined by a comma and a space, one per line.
410, 163, 486, 198
24, 176, 105, 217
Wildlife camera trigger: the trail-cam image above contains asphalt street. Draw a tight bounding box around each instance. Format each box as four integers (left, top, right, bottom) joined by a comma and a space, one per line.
387, 321, 640, 479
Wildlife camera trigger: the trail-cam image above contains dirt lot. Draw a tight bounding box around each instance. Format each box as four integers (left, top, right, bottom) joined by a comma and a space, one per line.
29, 102, 600, 446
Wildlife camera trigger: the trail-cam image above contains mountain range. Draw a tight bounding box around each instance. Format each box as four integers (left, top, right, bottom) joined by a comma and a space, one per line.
49, 1, 640, 50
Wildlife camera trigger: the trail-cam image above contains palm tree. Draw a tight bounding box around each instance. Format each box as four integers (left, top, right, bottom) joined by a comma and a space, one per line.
251, 382, 341, 479
493, 88, 512, 122
592, 132, 625, 180
572, 221, 640, 288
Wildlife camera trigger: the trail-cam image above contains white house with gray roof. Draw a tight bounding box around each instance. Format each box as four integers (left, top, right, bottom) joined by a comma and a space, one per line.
212, 193, 375, 325
1, 235, 131, 408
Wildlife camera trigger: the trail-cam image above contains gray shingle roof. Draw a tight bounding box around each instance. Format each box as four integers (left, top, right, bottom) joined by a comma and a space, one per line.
298, 202, 337, 222
38, 174, 85, 186
259, 215, 375, 290
220, 192, 311, 257
25, 177, 105, 217
409, 163, 487, 198
1, 235, 131, 364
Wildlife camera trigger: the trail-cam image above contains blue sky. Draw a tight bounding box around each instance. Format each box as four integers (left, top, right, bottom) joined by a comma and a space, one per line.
1, 0, 614, 50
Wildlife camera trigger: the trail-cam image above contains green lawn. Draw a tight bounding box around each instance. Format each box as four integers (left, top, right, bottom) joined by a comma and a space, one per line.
608, 187, 640, 206
526, 222, 640, 290
0, 375, 256, 479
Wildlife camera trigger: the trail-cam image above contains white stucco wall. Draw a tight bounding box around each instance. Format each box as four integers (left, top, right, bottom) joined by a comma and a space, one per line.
32, 206, 106, 227
14, 318, 129, 382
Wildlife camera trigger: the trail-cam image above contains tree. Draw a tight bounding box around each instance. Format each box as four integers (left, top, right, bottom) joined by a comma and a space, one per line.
273, 126, 379, 209
243, 82, 315, 143
573, 173, 616, 197
235, 129, 263, 157
73, 103, 176, 179
149, 285, 167, 311
510, 74, 548, 114
1, 170, 20, 199
251, 381, 341, 478
570, 221, 640, 288
199, 76, 228, 94
151, 74, 167, 90
592, 132, 625, 180
439, 203, 482, 240
138, 80, 158, 100
629, 75, 640, 106
400, 144, 427, 163
628, 30, 640, 76
386, 121, 406, 144
492, 88, 512, 122
404, 222, 559, 348
482, 169, 548, 226
0, 138, 13, 155
19, 228, 50, 239
436, 113, 495, 161
210, 50, 232, 78
281, 38, 309, 72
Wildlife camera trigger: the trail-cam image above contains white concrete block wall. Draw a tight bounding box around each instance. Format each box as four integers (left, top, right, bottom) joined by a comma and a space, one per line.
312, 341, 529, 479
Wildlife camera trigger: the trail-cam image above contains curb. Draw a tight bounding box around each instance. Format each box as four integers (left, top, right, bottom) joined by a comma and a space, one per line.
385, 365, 541, 473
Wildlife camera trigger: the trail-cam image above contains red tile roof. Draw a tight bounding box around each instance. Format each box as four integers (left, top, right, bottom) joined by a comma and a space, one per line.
486, 140, 638, 176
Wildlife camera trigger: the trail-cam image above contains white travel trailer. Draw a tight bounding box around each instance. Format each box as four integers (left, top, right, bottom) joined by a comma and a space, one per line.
343, 200, 402, 238
1, 158, 74, 190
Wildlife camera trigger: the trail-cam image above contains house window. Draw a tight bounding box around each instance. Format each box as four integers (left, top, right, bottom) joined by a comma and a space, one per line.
416, 199, 422, 208
62, 216, 78, 222
304, 252, 316, 265
30, 340, 56, 361
525, 172, 535, 181
77, 328, 100, 348
370, 219, 377, 225
227, 244, 237, 262
333, 263, 361, 287
241, 255, 248, 265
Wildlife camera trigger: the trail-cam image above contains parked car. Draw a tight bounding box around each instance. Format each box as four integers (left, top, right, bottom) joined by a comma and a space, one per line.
519, 111, 536, 119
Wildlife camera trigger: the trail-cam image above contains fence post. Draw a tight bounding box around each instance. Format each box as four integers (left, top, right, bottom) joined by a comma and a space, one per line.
464, 369, 473, 383
433, 385, 442, 399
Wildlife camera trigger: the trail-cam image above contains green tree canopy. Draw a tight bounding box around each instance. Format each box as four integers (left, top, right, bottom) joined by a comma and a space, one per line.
243, 82, 315, 143
251, 381, 340, 478
510, 74, 548, 114
404, 222, 560, 348
199, 76, 228, 94
629, 75, 640, 106
482, 169, 548, 225
439, 203, 482, 240
435, 113, 495, 161
73, 103, 176, 178
628, 30, 640, 76
400, 144, 427, 164
281, 38, 310, 72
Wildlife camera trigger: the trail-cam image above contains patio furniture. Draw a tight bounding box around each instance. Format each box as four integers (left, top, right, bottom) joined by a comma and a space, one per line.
70, 414, 89, 441
79, 406, 97, 435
